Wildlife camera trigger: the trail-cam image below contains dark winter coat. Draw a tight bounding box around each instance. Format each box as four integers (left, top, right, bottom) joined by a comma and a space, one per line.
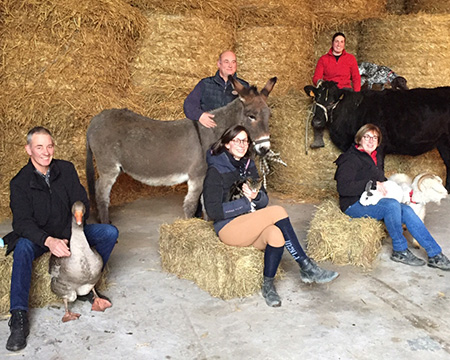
334, 144, 386, 212
3, 159, 89, 255
203, 150, 268, 234
183, 71, 249, 121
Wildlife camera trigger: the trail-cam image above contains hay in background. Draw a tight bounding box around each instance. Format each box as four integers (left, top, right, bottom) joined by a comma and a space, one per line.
267, 94, 342, 202
306, 200, 386, 269
359, 14, 450, 88
237, 0, 314, 28
386, 0, 407, 14
236, 25, 315, 96
0, 0, 146, 220
0, 250, 108, 315
130, 11, 235, 119
406, 0, 450, 14
127, 0, 239, 24
160, 219, 282, 300
312, 0, 387, 27
385, 151, 446, 181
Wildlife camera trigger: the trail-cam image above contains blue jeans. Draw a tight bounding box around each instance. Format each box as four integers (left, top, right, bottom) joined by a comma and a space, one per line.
345, 198, 441, 257
10, 224, 119, 312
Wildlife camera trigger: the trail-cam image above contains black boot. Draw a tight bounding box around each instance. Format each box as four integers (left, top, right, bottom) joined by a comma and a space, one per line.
428, 252, 450, 271
299, 258, 339, 284
6, 310, 30, 352
262, 276, 281, 307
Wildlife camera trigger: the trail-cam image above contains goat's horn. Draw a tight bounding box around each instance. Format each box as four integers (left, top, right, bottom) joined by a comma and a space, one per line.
417, 172, 435, 191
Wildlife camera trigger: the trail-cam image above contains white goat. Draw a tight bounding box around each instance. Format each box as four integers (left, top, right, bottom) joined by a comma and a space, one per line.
360, 173, 448, 248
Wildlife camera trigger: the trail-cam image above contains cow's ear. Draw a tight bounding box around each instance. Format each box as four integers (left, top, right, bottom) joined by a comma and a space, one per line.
304, 85, 316, 98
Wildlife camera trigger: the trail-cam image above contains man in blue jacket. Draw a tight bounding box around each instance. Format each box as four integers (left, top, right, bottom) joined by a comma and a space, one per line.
183, 50, 249, 128
3, 126, 118, 352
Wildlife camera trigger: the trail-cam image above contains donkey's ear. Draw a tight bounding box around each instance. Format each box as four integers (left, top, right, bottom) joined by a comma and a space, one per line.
260, 77, 277, 98
229, 75, 245, 95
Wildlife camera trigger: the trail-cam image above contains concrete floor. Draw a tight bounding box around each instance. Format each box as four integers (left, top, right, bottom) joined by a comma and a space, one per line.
1, 193, 450, 360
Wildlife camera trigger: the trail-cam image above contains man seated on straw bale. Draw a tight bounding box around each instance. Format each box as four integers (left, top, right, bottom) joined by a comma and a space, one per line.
3, 127, 119, 352
184, 50, 249, 128
313, 32, 361, 92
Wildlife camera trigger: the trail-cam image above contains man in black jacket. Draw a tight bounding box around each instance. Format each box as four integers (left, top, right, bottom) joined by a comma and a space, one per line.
3, 126, 118, 352
183, 50, 249, 128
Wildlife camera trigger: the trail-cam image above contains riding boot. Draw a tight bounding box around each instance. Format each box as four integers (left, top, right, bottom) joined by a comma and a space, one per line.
298, 258, 339, 284
262, 276, 281, 307
310, 127, 325, 149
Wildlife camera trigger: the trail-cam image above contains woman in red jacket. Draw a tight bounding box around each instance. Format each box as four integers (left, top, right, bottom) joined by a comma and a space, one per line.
313, 32, 361, 91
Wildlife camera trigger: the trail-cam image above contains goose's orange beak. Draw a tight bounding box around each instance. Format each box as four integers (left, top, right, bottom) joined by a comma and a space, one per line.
74, 210, 83, 225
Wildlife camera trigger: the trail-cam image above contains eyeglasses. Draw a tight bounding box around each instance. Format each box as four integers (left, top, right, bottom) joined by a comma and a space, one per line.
231, 138, 250, 146
363, 134, 379, 142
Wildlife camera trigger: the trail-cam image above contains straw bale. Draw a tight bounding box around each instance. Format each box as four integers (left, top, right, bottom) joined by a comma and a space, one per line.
0, 249, 108, 315
131, 12, 235, 91
312, 0, 387, 26
406, 0, 450, 14
127, 0, 239, 24
237, 0, 314, 28
359, 14, 450, 88
0, 0, 147, 219
236, 25, 315, 96
160, 218, 282, 300
386, 0, 407, 14
267, 94, 342, 202
306, 200, 386, 269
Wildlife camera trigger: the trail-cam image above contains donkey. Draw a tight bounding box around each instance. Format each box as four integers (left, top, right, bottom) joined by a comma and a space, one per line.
86, 76, 277, 223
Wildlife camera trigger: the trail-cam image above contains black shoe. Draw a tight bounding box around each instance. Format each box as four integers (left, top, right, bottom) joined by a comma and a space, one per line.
6, 310, 30, 352
390, 249, 426, 266
262, 276, 281, 307
299, 258, 339, 284
428, 253, 450, 271
77, 290, 111, 304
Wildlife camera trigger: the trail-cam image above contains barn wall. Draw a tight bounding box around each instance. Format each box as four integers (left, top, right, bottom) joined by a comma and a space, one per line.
0, 0, 449, 220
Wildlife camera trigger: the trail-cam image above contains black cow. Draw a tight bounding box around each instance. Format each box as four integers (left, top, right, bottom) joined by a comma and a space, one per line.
304, 80, 450, 191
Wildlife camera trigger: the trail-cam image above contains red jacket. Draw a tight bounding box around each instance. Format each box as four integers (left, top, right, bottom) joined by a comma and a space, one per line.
313, 49, 361, 91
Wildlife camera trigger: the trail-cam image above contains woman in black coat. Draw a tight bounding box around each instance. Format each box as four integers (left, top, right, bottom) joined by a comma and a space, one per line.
203, 125, 339, 307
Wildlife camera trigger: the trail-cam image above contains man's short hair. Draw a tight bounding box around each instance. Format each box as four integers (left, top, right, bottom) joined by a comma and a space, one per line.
27, 126, 54, 145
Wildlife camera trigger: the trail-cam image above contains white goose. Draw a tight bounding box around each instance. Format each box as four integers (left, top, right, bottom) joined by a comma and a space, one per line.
49, 201, 111, 322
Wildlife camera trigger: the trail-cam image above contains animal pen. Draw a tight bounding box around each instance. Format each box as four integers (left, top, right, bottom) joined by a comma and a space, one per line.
1, 0, 450, 307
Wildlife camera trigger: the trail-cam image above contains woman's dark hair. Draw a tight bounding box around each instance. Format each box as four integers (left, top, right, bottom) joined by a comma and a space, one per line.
355, 123, 382, 145
210, 125, 254, 158
332, 32, 346, 42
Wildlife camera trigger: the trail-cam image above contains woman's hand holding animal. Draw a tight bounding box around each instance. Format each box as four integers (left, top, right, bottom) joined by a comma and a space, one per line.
376, 181, 388, 196
242, 183, 258, 201
45, 236, 71, 257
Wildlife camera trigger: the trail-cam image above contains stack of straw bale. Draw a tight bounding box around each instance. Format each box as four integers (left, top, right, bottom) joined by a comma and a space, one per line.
235, 0, 315, 96
0, 0, 147, 219
130, 10, 235, 120
159, 218, 282, 300
311, 0, 387, 27
306, 200, 386, 268
406, 0, 450, 14
0, 250, 108, 315
267, 94, 342, 202
359, 14, 450, 88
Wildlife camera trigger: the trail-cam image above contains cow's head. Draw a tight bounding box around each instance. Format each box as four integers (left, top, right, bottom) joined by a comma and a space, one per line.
304, 81, 343, 129
230, 75, 277, 156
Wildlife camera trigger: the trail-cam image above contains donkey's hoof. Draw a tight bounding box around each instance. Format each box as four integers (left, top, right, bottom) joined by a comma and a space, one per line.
310, 142, 325, 149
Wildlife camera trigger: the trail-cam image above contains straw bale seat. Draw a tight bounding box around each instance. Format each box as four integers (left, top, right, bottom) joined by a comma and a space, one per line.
0, 249, 108, 315
160, 218, 279, 300
306, 200, 386, 269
